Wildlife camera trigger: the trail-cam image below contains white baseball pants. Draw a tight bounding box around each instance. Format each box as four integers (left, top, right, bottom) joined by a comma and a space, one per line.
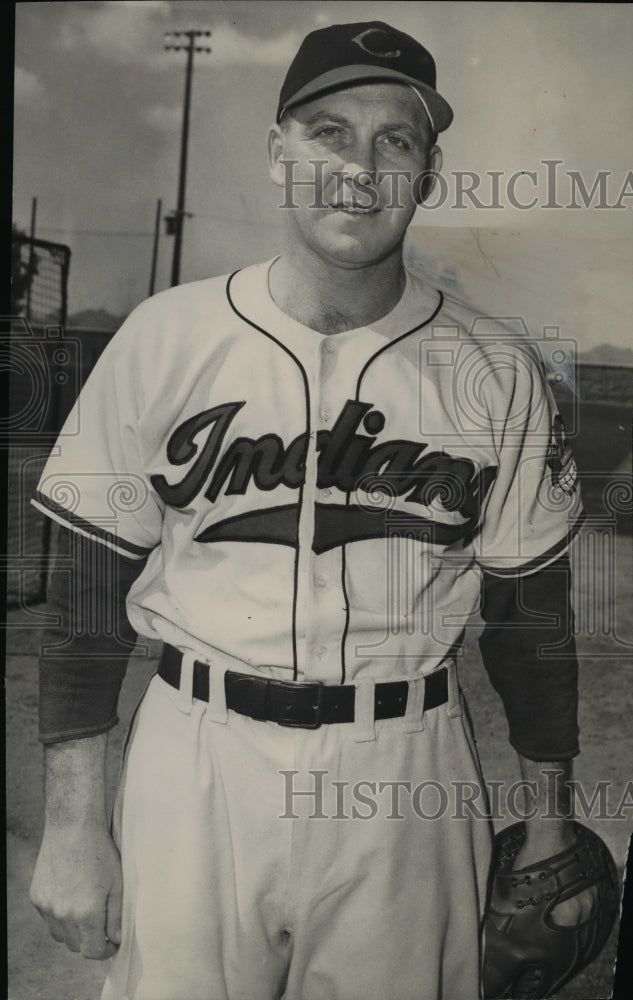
101, 660, 492, 1000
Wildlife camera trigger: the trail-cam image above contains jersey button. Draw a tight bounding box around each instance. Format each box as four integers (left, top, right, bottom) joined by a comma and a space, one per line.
321, 488, 332, 499
321, 407, 331, 422
316, 575, 327, 588
324, 339, 336, 354
316, 645, 327, 659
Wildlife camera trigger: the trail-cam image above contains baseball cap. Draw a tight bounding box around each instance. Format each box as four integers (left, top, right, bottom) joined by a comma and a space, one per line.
277, 21, 453, 133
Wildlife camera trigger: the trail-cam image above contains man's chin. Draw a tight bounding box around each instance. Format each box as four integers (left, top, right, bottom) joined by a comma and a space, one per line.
314, 233, 405, 269
285, 215, 406, 269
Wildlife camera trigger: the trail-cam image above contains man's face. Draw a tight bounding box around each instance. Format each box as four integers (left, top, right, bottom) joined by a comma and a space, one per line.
268, 83, 441, 269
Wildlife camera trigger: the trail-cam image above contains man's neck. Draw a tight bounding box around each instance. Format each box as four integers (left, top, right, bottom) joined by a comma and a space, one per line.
268, 248, 406, 335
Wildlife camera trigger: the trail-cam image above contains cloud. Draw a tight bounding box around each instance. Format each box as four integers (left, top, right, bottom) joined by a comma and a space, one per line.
145, 103, 182, 131
193, 24, 301, 68
53, 4, 300, 70
14, 66, 47, 107
55, 0, 172, 67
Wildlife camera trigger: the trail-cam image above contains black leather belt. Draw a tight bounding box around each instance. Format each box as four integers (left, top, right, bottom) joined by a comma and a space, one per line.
158, 644, 448, 730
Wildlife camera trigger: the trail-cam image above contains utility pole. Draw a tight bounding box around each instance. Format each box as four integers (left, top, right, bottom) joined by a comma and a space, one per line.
26, 196, 37, 320
164, 29, 211, 287
149, 197, 162, 296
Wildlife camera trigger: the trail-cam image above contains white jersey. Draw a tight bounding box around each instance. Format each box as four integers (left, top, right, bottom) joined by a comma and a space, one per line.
33, 260, 583, 684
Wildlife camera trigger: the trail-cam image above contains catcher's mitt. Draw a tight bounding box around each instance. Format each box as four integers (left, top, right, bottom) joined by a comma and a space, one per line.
482, 821, 619, 999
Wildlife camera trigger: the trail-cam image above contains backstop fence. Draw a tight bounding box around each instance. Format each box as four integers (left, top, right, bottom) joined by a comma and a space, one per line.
6, 235, 72, 607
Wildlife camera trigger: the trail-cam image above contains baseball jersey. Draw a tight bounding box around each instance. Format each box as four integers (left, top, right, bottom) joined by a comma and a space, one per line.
33, 260, 583, 685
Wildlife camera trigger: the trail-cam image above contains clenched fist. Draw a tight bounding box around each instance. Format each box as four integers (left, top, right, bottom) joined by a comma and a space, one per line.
31, 821, 123, 960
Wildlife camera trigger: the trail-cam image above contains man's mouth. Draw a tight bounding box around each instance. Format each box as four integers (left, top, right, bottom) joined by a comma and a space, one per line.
329, 202, 381, 214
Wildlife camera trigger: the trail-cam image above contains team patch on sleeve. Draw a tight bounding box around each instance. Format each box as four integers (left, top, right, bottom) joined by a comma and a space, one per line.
546, 413, 579, 496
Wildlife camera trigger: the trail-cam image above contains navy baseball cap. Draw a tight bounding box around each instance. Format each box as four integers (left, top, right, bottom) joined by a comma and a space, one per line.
277, 21, 453, 133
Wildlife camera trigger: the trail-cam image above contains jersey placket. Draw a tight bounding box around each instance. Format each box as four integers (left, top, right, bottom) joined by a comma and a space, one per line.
294, 334, 347, 684
295, 328, 391, 685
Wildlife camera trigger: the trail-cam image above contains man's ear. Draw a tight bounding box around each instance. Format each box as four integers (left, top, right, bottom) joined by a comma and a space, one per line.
268, 124, 287, 187
415, 144, 443, 205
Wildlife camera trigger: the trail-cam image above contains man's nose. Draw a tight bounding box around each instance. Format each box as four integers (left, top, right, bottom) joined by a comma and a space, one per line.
337, 138, 378, 186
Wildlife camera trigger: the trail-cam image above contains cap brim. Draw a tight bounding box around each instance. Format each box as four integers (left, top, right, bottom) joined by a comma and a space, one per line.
279, 64, 453, 132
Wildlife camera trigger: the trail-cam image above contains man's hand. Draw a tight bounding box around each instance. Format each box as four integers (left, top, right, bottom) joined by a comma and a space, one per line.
30, 733, 122, 959
30, 821, 122, 959
516, 756, 599, 925
483, 813, 619, 999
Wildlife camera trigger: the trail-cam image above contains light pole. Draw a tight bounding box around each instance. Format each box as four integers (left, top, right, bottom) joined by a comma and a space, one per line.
149, 197, 162, 296
26, 196, 37, 320
164, 30, 211, 287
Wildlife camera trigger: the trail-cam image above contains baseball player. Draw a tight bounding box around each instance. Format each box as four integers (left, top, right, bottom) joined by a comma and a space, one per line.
30, 20, 606, 1000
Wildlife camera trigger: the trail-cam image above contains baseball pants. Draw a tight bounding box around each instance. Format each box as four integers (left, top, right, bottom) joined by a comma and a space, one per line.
101, 658, 493, 1000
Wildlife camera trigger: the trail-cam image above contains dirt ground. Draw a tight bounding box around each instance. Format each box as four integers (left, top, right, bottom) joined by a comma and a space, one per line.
6, 529, 633, 1000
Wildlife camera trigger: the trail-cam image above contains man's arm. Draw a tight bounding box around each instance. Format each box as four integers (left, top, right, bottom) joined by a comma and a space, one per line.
478, 554, 579, 761
516, 756, 597, 924
30, 735, 122, 959
479, 555, 598, 920
31, 526, 146, 958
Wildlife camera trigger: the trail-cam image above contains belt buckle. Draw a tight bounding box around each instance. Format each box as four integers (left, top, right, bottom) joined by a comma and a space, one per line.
276, 680, 324, 729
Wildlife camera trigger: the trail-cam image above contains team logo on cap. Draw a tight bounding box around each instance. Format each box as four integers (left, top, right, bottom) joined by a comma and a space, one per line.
352, 28, 401, 59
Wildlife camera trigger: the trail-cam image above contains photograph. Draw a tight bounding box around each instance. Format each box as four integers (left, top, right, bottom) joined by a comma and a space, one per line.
8, 3, 633, 999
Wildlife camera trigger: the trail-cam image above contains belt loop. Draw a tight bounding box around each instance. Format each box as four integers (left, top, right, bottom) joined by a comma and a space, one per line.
353, 681, 376, 743
403, 675, 426, 733
206, 664, 228, 725
175, 651, 195, 714
446, 660, 462, 717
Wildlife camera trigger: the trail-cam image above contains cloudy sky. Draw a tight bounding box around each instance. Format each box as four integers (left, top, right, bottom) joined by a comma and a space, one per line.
13, 1, 633, 332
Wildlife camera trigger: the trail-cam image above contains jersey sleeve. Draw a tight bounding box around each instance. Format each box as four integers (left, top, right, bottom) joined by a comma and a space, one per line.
479, 556, 579, 760
473, 346, 584, 576
31, 306, 164, 559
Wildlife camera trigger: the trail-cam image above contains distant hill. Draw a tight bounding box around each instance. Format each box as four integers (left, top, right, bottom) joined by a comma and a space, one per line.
68, 308, 126, 331
578, 345, 633, 367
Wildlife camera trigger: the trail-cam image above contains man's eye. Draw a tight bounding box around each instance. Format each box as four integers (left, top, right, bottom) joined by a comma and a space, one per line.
380, 134, 412, 151
314, 126, 341, 137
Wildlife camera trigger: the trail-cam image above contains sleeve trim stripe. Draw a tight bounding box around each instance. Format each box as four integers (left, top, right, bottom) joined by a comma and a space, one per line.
31, 493, 152, 559
480, 511, 586, 579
